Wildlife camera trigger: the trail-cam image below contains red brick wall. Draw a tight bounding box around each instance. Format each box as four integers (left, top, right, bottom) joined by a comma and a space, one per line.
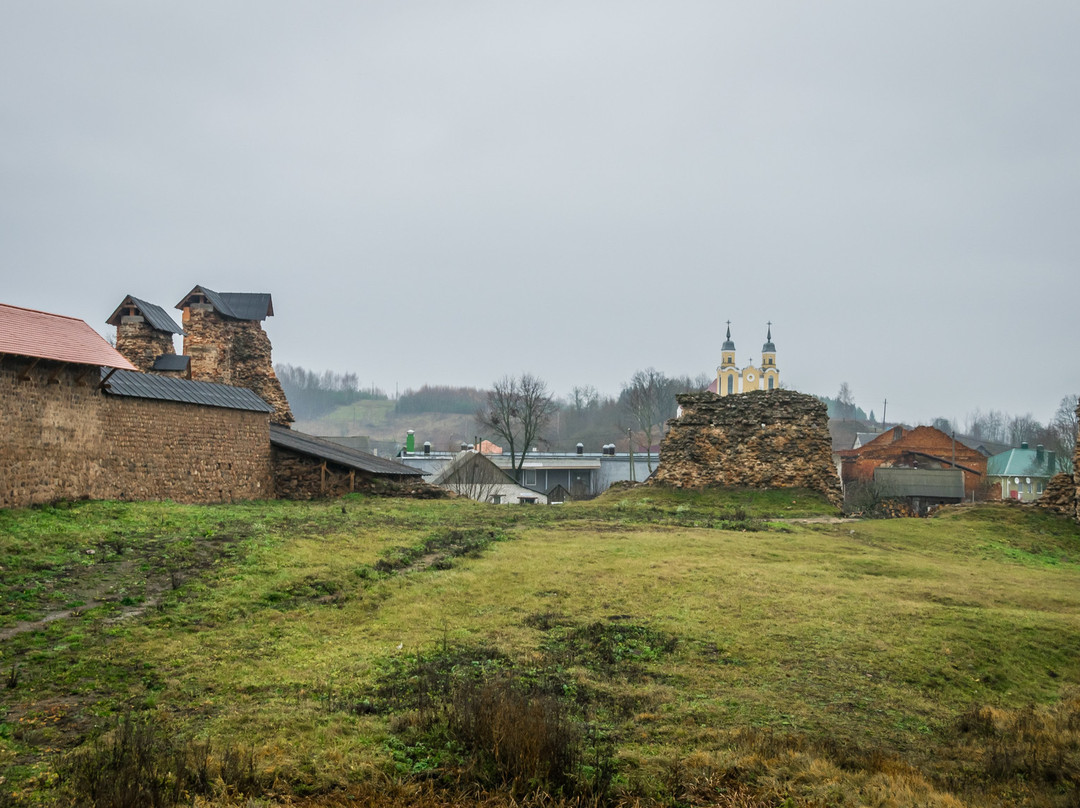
1, 358, 271, 509
839, 426, 988, 498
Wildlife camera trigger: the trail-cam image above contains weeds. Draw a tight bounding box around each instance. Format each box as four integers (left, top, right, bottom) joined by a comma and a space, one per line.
59, 712, 268, 807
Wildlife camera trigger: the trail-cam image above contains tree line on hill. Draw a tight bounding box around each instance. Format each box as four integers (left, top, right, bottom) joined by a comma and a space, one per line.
275, 365, 387, 420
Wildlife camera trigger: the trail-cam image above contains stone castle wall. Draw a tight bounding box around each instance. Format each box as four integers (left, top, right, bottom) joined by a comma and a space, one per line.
650, 389, 843, 507
0, 358, 272, 509
116, 319, 176, 373
1033, 400, 1078, 523
182, 306, 293, 425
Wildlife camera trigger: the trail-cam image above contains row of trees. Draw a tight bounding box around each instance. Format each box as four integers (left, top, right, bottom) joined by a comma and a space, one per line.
476, 369, 713, 478
275, 364, 386, 421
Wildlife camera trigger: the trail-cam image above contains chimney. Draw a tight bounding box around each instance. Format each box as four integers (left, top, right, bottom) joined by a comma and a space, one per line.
1021, 441, 1029, 450
576, 443, 584, 455
406, 430, 415, 453
1047, 451, 1056, 473
423, 441, 431, 455
1036, 444, 1044, 463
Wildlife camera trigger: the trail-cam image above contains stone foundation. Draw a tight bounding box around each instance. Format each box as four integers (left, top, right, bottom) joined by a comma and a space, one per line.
1037, 473, 1076, 519
650, 390, 843, 507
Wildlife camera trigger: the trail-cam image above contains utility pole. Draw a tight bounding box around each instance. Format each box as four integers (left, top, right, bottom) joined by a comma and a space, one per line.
882, 398, 887, 430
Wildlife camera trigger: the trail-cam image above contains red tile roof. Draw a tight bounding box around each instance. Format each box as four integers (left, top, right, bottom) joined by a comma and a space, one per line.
0, 303, 137, 370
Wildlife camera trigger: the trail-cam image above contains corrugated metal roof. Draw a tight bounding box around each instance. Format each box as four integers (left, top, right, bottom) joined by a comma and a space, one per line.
270, 425, 425, 476
874, 468, 965, 498
106, 295, 185, 334
0, 303, 137, 370
151, 354, 191, 372
102, 368, 273, 412
177, 285, 273, 321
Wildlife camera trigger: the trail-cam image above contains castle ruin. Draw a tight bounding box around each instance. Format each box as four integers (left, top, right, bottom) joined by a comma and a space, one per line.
650, 389, 843, 507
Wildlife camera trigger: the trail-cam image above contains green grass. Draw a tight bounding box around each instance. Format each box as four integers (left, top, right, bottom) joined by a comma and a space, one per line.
1, 496, 1079, 807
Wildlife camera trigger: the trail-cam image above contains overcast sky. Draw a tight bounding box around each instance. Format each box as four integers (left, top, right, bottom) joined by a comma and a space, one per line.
2, 2, 1077, 427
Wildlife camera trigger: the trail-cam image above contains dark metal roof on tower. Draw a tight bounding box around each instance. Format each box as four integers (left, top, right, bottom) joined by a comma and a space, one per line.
762, 321, 775, 353
106, 295, 185, 334
176, 285, 274, 321
722, 320, 735, 351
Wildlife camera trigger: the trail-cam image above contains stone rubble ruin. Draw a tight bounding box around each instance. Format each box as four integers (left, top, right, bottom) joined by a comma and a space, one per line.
650, 389, 843, 507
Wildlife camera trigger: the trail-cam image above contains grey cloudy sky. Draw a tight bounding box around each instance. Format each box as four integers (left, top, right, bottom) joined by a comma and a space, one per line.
2, 2, 1077, 427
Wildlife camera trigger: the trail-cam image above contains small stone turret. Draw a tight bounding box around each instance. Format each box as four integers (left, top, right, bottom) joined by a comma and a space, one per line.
106, 295, 184, 373
175, 285, 294, 425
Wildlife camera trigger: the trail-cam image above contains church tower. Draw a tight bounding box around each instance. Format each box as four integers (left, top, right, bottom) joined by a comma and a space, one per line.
761, 322, 779, 391
717, 322, 739, 396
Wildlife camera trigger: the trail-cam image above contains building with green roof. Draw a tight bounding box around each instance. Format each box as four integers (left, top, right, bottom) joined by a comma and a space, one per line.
987, 442, 1071, 502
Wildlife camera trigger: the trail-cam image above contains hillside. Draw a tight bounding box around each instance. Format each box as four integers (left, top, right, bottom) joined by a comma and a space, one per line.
2, 496, 1079, 807
293, 399, 477, 451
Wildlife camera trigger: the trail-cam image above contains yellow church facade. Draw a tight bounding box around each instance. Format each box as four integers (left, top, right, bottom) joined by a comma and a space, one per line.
713, 322, 779, 396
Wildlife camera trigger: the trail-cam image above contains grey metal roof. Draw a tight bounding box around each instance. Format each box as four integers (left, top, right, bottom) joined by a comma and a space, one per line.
151, 354, 191, 372
873, 468, 965, 499
178, 286, 273, 321
106, 295, 185, 334
270, 425, 425, 477
102, 368, 274, 412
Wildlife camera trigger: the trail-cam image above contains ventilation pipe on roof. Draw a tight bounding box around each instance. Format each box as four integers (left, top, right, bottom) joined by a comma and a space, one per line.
576, 443, 584, 455
406, 430, 415, 453
423, 441, 431, 455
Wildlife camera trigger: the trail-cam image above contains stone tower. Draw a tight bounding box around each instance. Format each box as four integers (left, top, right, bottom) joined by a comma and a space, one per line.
717, 322, 738, 396
761, 323, 779, 391
175, 285, 294, 425
106, 295, 185, 374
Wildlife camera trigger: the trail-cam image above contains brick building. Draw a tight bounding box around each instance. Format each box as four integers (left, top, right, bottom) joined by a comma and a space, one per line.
837, 425, 989, 500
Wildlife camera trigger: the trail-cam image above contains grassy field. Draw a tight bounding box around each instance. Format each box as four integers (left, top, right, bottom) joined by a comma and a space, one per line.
1, 489, 1079, 807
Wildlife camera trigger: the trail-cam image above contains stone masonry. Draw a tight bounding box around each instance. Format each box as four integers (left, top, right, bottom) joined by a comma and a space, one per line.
650, 389, 843, 507
0, 358, 272, 508
181, 305, 294, 425
115, 318, 176, 373
1035, 399, 1079, 523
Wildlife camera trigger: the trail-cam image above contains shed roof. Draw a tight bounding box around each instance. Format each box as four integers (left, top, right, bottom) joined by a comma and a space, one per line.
176, 285, 274, 321
102, 368, 273, 412
151, 354, 191, 372
874, 468, 965, 499
0, 303, 137, 370
270, 425, 424, 477
106, 295, 184, 334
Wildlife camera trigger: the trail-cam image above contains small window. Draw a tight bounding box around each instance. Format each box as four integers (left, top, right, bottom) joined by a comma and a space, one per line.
768, 377, 774, 390
524, 469, 537, 486
727, 375, 733, 395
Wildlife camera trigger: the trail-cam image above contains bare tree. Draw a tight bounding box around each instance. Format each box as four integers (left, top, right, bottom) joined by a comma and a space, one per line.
1051, 394, 1079, 463
477, 373, 556, 479
836, 382, 857, 420
1007, 413, 1042, 447
931, 417, 953, 434
622, 368, 671, 473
